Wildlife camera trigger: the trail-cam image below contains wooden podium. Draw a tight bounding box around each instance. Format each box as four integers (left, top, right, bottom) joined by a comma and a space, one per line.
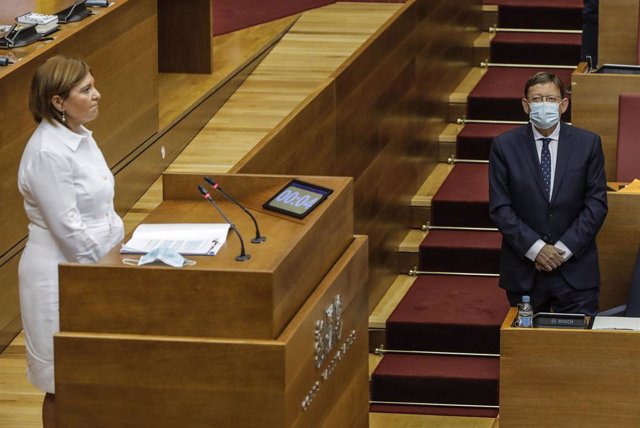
500, 308, 640, 427
54, 173, 369, 427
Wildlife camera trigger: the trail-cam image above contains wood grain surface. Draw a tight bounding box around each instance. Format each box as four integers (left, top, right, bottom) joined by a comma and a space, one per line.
59, 174, 353, 340
55, 236, 369, 428
501, 308, 640, 427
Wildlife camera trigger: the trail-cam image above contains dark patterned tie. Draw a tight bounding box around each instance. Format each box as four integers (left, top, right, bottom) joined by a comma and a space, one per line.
540, 138, 552, 200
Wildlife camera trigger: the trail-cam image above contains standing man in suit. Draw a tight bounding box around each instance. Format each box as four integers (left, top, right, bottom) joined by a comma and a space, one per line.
489, 72, 608, 316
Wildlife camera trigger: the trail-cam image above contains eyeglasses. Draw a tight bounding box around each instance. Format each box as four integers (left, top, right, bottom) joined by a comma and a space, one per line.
528, 95, 562, 104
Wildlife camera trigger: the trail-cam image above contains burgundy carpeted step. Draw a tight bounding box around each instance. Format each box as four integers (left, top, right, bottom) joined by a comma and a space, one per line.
386, 275, 509, 354
419, 230, 501, 273
369, 403, 498, 418
431, 164, 490, 228
457, 123, 518, 160
467, 67, 573, 121
370, 353, 499, 407
496, 0, 582, 30
490, 32, 582, 66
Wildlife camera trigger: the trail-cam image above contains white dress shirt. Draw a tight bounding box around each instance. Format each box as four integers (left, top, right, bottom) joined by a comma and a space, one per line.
525, 123, 573, 262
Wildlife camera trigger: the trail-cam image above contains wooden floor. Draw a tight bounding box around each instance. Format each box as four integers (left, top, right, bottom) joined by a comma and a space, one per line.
0, 3, 497, 427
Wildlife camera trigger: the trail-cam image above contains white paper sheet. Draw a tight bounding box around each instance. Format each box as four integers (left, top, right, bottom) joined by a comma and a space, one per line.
121, 223, 230, 255
592, 316, 640, 331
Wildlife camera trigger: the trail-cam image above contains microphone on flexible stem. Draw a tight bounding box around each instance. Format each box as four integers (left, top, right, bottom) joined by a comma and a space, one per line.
204, 176, 266, 243
197, 185, 250, 261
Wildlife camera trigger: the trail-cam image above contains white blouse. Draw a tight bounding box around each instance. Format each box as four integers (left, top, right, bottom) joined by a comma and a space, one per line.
18, 119, 124, 262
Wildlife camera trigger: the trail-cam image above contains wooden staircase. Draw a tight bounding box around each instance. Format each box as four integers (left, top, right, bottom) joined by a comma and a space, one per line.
367, 4, 501, 425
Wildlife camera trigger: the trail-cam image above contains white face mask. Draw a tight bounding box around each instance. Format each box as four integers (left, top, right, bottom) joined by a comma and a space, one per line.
123, 246, 196, 268
529, 101, 561, 130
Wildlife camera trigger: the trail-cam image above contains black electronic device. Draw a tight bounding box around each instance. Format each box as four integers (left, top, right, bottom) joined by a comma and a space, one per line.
0, 24, 42, 49
57, 0, 93, 23
85, 0, 110, 6
263, 179, 333, 219
533, 312, 587, 329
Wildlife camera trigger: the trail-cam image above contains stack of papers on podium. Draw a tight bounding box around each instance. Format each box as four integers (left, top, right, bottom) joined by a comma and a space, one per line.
592, 316, 640, 330
16, 12, 58, 34
121, 223, 230, 255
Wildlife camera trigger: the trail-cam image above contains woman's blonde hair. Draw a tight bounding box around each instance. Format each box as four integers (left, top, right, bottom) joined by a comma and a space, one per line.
29, 55, 91, 124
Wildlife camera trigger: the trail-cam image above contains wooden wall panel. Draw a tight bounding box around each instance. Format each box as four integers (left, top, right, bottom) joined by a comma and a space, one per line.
336, 63, 419, 306
333, 4, 416, 177
80, 0, 159, 167
501, 308, 640, 427
598, 0, 640, 66
113, 62, 247, 213
572, 67, 640, 182
231, 0, 481, 310
230, 81, 338, 176
0, 254, 21, 353
158, 0, 212, 73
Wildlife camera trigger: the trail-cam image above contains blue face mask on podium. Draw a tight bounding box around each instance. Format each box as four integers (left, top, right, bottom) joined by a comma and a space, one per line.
123, 246, 196, 268
529, 101, 560, 130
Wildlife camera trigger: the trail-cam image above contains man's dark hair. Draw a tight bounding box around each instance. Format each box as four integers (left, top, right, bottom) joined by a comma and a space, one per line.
524, 72, 566, 99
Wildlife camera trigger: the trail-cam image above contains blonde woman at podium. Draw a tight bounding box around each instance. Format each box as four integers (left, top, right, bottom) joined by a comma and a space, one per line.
17, 55, 124, 428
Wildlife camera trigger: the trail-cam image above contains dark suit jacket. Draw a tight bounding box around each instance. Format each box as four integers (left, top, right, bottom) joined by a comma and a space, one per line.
489, 123, 608, 292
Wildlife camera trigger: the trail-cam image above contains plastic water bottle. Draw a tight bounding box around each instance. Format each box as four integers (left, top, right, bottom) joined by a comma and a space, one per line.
518, 295, 533, 328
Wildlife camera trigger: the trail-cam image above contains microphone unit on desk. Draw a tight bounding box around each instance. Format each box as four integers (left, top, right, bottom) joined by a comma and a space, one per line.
204, 176, 266, 243
197, 185, 250, 261
57, 0, 93, 23
85, 0, 110, 6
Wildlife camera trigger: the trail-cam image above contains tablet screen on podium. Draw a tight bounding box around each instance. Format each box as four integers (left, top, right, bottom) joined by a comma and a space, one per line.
263, 179, 332, 219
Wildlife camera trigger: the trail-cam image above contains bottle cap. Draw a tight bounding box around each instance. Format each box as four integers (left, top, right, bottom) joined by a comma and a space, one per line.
522, 295, 530, 303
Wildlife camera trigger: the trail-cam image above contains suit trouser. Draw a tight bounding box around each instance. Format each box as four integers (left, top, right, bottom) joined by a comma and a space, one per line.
507, 269, 599, 316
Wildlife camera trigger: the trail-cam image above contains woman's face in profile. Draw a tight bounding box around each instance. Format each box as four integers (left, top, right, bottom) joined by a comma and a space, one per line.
60, 72, 101, 130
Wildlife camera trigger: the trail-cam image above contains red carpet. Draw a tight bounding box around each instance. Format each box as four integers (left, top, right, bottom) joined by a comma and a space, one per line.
370, 0, 582, 418
491, 32, 582, 66
419, 230, 502, 274
490, 0, 583, 31
467, 67, 573, 121
457, 123, 518, 160
431, 164, 490, 228
370, 403, 499, 418
370, 354, 499, 407
386, 275, 509, 354
212, 0, 333, 35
